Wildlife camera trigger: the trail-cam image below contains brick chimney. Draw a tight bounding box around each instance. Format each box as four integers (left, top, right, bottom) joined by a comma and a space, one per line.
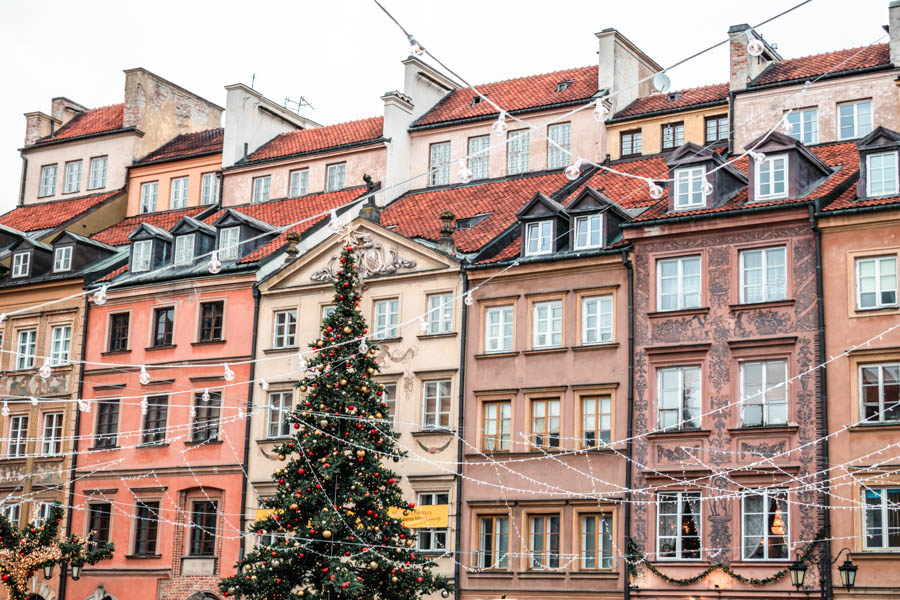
890, 1, 900, 66
437, 210, 455, 256
50, 97, 86, 126
23, 112, 56, 146
728, 24, 779, 91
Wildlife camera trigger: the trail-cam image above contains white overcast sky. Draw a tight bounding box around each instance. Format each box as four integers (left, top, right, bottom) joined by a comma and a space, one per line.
0, 0, 889, 214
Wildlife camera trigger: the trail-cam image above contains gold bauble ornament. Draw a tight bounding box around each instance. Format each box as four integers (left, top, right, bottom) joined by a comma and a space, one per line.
322, 530, 332, 539
344, 326, 352, 334
406, 539, 415, 547
369, 561, 379, 570
369, 347, 377, 355
316, 340, 324, 347
356, 450, 365, 457
361, 386, 369, 393
300, 385, 308, 392
290, 503, 299, 510
278, 454, 286, 461
391, 576, 399, 583
441, 591, 450, 598
367, 367, 375, 375
375, 412, 382, 419
319, 403, 326, 410
354, 306, 362, 312
340, 379, 347, 386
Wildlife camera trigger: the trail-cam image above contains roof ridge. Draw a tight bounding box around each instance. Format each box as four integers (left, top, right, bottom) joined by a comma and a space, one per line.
274, 115, 383, 138
462, 64, 597, 90
778, 41, 888, 63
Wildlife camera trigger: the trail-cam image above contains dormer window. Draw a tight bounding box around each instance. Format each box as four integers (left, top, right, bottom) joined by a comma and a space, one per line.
866, 151, 898, 197
132, 240, 153, 272
53, 247, 72, 272
573, 214, 603, 250
755, 154, 788, 200
674, 166, 706, 210
525, 221, 552, 256
11, 252, 29, 278
219, 227, 241, 261
174, 234, 196, 266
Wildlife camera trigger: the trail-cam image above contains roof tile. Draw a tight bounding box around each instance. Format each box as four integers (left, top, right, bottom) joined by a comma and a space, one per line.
136, 128, 224, 164
751, 43, 891, 87
612, 83, 729, 120
91, 206, 209, 246
36, 104, 125, 144
0, 190, 122, 233
245, 117, 384, 163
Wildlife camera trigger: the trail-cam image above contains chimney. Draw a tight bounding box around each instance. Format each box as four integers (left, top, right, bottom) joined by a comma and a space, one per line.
595, 29, 662, 114
50, 97, 86, 126
437, 210, 455, 255
890, 1, 900, 66
23, 112, 56, 146
728, 24, 778, 92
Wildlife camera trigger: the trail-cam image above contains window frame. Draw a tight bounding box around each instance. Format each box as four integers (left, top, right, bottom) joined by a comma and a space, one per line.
524, 220, 553, 256
133, 501, 160, 556
573, 214, 603, 250
41, 411, 64, 456
784, 108, 818, 144
88, 156, 108, 190
11, 251, 30, 278
267, 390, 293, 439
863, 486, 900, 550
483, 304, 514, 353
429, 141, 451, 186
107, 312, 130, 352
579, 512, 614, 570
620, 129, 642, 157
739, 359, 789, 427
527, 513, 561, 570
656, 365, 702, 431
580, 294, 613, 345
141, 395, 168, 445
198, 301, 225, 342
426, 293, 453, 335
173, 233, 196, 266
53, 245, 73, 272
422, 379, 452, 430
838, 99, 873, 141
656, 255, 702, 312
326, 163, 346, 192
152, 306, 175, 347
866, 151, 899, 198
859, 362, 900, 423
140, 181, 158, 213
63, 159, 82, 194
39, 164, 57, 197
16, 328, 36, 370
673, 166, 707, 210
131, 239, 153, 272
529, 398, 560, 449
373, 298, 399, 340
415, 492, 449, 553
192, 390, 222, 442
755, 154, 789, 201
87, 503, 112, 547
704, 115, 729, 144
289, 169, 309, 198
580, 394, 612, 448
218, 226, 241, 261
531, 299, 563, 349
7, 414, 28, 458
200, 172, 218, 205
50, 324, 71, 366
547, 122, 571, 170
739, 246, 788, 304
661, 122, 685, 150
0, 504, 20, 530
272, 309, 297, 349
855, 256, 898, 310
482, 399, 511, 452
468, 135, 490, 181
507, 129, 530, 175
252, 175, 271, 203
477, 514, 509, 570
741, 489, 790, 561
94, 399, 120, 449
170, 176, 190, 209
656, 491, 702, 560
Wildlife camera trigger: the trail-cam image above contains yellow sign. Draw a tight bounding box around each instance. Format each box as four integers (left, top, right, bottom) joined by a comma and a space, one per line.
387, 504, 449, 529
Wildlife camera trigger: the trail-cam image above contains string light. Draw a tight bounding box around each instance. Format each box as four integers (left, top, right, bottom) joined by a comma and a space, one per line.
701, 180, 713, 195
260, 377, 270, 391
190, 405, 197, 418
464, 292, 474, 306
328, 209, 343, 233
39, 360, 52, 379
649, 181, 664, 199
202, 388, 211, 402
491, 111, 508, 135
565, 159, 584, 181
92, 285, 108, 305
750, 150, 767, 163
298, 353, 308, 374
224, 363, 235, 382
0, 313, 6, 326
208, 251, 222, 274
1, 402, 8, 418
30, 396, 38, 407
457, 159, 473, 184
780, 115, 794, 135
358, 339, 369, 354
407, 33, 424, 57
78, 399, 90, 413
418, 317, 428, 332
746, 30, 765, 57
592, 99, 609, 123
141, 398, 148, 416
139, 365, 151, 385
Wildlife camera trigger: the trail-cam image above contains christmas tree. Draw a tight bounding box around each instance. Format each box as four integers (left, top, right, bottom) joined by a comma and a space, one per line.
221, 242, 452, 600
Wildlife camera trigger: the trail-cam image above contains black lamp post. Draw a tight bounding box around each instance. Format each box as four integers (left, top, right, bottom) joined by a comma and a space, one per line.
833, 548, 858, 592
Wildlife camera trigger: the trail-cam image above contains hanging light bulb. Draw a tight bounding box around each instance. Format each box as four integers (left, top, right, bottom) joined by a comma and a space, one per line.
564, 159, 584, 181
78, 399, 91, 413
191, 405, 197, 418
701, 180, 713, 196
593, 100, 609, 123
648, 181, 664, 199
208, 251, 222, 274
746, 30, 765, 57
1, 402, 8, 417
202, 388, 211, 402
464, 292, 474, 306
359, 339, 369, 354
92, 285, 108, 305
407, 34, 424, 57
751, 151, 767, 163
457, 159, 473, 184
298, 353, 308, 374
0, 313, 6, 326
419, 317, 429, 332
224, 363, 235, 382
141, 398, 148, 416
260, 377, 270, 391
30, 396, 39, 407
780, 115, 794, 135
491, 111, 508, 136
328, 209, 342, 234
39, 360, 52, 379
139, 365, 151, 385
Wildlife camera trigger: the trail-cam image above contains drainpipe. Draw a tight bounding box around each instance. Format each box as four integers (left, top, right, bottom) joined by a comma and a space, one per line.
809, 204, 832, 600
60, 294, 91, 600
18, 151, 27, 207
727, 91, 736, 155
621, 248, 634, 600
217, 170, 225, 207
238, 286, 261, 563
452, 267, 469, 600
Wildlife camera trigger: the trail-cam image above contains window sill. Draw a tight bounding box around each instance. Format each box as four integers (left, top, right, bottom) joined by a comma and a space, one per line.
518, 571, 567, 578
850, 551, 900, 560
474, 351, 520, 359
91, 445, 119, 451
137, 442, 169, 448
647, 307, 709, 319
263, 346, 299, 355
568, 571, 620, 579
144, 344, 177, 351
729, 299, 796, 311
854, 306, 899, 315
467, 569, 514, 577
256, 437, 291, 444
184, 439, 222, 446
411, 429, 454, 437
727, 424, 799, 435
101, 350, 131, 356
849, 421, 900, 432
371, 337, 402, 344
645, 429, 711, 441
191, 340, 226, 346
125, 554, 162, 560
572, 342, 619, 351
61, 189, 81, 196
523, 347, 568, 356
649, 559, 705, 565
416, 332, 457, 340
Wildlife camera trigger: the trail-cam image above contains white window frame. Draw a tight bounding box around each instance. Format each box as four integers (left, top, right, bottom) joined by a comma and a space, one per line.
547, 122, 571, 169
140, 182, 158, 213
859, 363, 900, 423
40, 165, 57, 197
173, 234, 195, 267
484, 305, 514, 353
855, 256, 898, 310
41, 412, 64, 456
416, 492, 449, 552
674, 166, 707, 210
429, 142, 451, 186
1, 504, 20, 529
755, 154, 789, 201
426, 294, 453, 335
532, 300, 562, 349
838, 100, 873, 141
50, 324, 71, 366
866, 151, 899, 197
621, 130, 642, 157
7, 415, 28, 458
16, 329, 36, 370
252, 175, 271, 203
739, 246, 787, 304
422, 380, 451, 430
170, 176, 189, 209
11, 252, 30, 278
34, 501, 53, 525
579, 512, 614, 570
266, 391, 293, 439
740, 359, 788, 427
132, 240, 153, 272
289, 169, 309, 197
581, 295, 613, 345
525, 220, 553, 256
273, 310, 297, 349
64, 160, 82, 194
656, 256, 701, 311
573, 214, 603, 250
53, 246, 72, 272
741, 489, 790, 561
662, 123, 685, 150
200, 172, 218, 205
89, 156, 108, 190
656, 491, 702, 560
468, 135, 490, 180
864, 486, 900, 549
373, 298, 399, 340
785, 108, 818, 144
657, 366, 702, 430
507, 130, 530, 175
326, 163, 346, 192
219, 226, 241, 261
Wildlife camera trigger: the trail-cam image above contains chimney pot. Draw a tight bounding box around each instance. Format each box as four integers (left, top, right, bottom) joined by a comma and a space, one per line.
437, 210, 455, 255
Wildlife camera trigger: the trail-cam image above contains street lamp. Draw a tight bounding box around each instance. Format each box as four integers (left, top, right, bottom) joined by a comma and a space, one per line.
833, 548, 857, 592
789, 550, 808, 591
42, 563, 54, 580
70, 561, 82, 581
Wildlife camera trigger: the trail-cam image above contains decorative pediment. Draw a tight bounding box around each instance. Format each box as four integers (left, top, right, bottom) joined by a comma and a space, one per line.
310, 231, 417, 284
170, 215, 216, 237
516, 192, 568, 220
857, 126, 900, 152
744, 130, 831, 177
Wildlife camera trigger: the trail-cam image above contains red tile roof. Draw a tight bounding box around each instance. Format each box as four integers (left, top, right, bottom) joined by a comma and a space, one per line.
245, 117, 384, 163
381, 171, 574, 253
412, 66, 599, 128
0, 190, 123, 233
612, 83, 729, 120
476, 236, 521, 264
97, 264, 128, 282
91, 206, 209, 246
570, 155, 671, 211
35, 104, 125, 144
751, 43, 891, 87
136, 128, 224, 164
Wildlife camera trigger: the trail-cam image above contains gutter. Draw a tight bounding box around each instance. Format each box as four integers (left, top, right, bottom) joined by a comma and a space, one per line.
238, 286, 262, 564
728, 91, 736, 155
816, 199, 900, 217
17, 151, 27, 207
466, 245, 626, 271
453, 266, 469, 600
621, 248, 635, 600
20, 126, 140, 151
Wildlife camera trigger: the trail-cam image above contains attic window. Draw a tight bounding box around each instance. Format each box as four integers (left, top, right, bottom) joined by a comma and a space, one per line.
455, 213, 491, 230
470, 96, 482, 106
556, 81, 573, 92
666, 92, 683, 102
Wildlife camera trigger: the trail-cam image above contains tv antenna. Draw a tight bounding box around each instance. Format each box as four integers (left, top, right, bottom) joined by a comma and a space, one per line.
284, 96, 315, 114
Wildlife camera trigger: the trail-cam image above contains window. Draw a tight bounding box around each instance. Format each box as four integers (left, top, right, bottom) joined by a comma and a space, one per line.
40, 165, 57, 197
620, 130, 642, 157
199, 301, 224, 342
582, 295, 612, 344
785, 108, 818, 144
64, 160, 82, 193
864, 487, 900, 549
219, 226, 241, 261
11, 252, 30, 278
705, 115, 728, 144
582, 396, 611, 447
7, 415, 28, 458
88, 156, 108, 190
423, 380, 451, 430
381, 383, 397, 427
289, 169, 308, 197
321, 305, 336, 320
856, 256, 898, 309
426, 294, 453, 335
16, 329, 36, 369
860, 363, 900, 422
132, 239, 153, 272
53, 246, 72, 272
189, 500, 218, 555
478, 515, 509, 569
657, 366, 701, 430
34, 502, 53, 526
530, 399, 560, 448
484, 305, 513, 353
1, 504, 20, 530
661, 123, 684, 150
532, 300, 562, 348
742, 490, 789, 560
326, 163, 346, 192
170, 176, 189, 209
740, 246, 787, 303
657, 256, 701, 311
142, 395, 168, 445
87, 503, 112, 546
50, 325, 71, 366
556, 80, 572, 92
528, 514, 560, 569
573, 214, 603, 250
468, 135, 490, 180
95, 399, 119, 448
657, 492, 701, 559
740, 360, 788, 427
41, 412, 63, 455
200, 172, 218, 205
866, 151, 899, 197
373, 299, 399, 340
273, 310, 297, 348
416, 492, 449, 552
429, 142, 451, 186
580, 513, 614, 569
108, 313, 129, 352
838, 100, 872, 140
252, 175, 271, 203
674, 166, 707, 209
525, 220, 552, 256
483, 400, 511, 451
547, 122, 571, 169
192, 391, 221, 442
140, 182, 158, 213
152, 307, 174, 347
507, 130, 530, 175
173, 234, 195, 266
267, 391, 292, 438
133, 501, 159, 555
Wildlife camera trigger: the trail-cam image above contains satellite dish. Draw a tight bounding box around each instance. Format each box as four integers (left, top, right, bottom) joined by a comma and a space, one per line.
653, 72, 671, 93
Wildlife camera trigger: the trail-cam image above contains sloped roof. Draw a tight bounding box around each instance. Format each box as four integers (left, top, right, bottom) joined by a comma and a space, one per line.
91, 206, 211, 246
611, 83, 729, 121
569, 155, 671, 212
244, 117, 385, 163
412, 66, 599, 128
135, 128, 224, 164
0, 190, 122, 233
750, 43, 892, 87
32, 104, 126, 145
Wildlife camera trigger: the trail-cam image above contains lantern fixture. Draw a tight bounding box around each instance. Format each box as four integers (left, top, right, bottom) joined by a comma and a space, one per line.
43, 562, 54, 579
71, 561, 83, 580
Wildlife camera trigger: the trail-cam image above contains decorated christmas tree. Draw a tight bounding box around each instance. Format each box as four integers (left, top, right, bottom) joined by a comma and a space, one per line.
221, 241, 452, 600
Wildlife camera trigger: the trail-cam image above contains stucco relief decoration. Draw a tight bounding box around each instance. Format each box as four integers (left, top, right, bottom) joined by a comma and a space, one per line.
310, 233, 416, 288
3, 373, 70, 397
0, 462, 62, 486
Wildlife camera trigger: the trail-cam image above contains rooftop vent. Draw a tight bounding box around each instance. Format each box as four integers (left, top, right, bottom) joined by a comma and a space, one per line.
666, 92, 683, 102
556, 81, 573, 92
471, 96, 482, 106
